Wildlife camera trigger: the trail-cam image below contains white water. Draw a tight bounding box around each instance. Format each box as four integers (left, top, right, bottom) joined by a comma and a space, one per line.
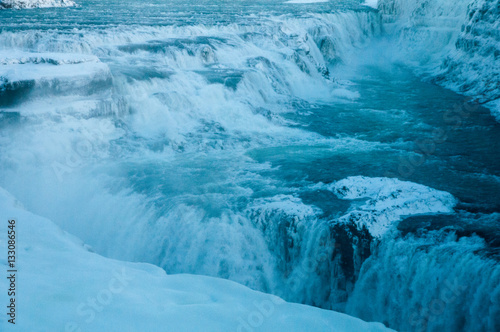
0, 0, 499, 331
0, 186, 393, 332
0, 5, 384, 296
347, 231, 500, 331
377, 0, 500, 116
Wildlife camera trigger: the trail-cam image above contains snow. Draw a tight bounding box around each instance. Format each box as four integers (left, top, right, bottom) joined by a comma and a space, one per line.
0, 51, 109, 83
329, 176, 457, 237
0, 51, 99, 66
0, 0, 76, 9
0, 186, 392, 331
0, 51, 111, 114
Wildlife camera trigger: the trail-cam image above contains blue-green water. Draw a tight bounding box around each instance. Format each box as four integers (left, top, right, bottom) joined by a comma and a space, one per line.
0, 0, 499, 330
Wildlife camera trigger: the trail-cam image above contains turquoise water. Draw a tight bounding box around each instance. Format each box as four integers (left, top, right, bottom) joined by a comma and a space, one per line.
0, 1, 499, 330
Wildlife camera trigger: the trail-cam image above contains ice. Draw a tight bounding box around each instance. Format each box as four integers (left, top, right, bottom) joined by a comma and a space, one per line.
329, 176, 457, 237
0, 51, 111, 110
0, 0, 75, 9
378, 0, 500, 120
0, 186, 392, 332
0, 1, 498, 330
0, 52, 108, 82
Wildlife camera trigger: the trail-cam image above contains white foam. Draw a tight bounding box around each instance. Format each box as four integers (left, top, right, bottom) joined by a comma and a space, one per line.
362, 0, 378, 9
0, 186, 392, 332
486, 99, 500, 122
346, 231, 500, 331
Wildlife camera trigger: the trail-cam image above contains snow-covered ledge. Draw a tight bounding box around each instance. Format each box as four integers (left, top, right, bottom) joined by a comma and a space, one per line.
0, 0, 76, 9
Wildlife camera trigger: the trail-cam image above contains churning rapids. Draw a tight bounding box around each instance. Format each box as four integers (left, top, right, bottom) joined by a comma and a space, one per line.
0, 0, 499, 331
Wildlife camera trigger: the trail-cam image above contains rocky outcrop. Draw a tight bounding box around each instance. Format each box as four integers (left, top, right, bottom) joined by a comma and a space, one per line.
0, 0, 76, 9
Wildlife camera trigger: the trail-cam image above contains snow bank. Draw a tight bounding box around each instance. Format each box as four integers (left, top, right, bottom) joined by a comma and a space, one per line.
0, 186, 392, 331
0, 51, 111, 110
329, 176, 457, 237
0, 0, 75, 9
0, 52, 108, 82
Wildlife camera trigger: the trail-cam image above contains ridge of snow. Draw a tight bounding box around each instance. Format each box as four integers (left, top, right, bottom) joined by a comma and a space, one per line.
329, 176, 457, 237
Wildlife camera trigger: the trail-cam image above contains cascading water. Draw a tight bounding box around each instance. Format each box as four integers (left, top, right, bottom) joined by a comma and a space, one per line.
0, 0, 387, 297
347, 229, 500, 331
377, 0, 500, 115
339, 1, 500, 330
0, 0, 499, 331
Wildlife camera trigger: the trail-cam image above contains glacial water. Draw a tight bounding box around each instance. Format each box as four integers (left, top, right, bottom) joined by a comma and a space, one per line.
0, 0, 499, 331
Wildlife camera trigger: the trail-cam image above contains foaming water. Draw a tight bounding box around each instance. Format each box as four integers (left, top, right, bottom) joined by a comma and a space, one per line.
0, 0, 383, 297
347, 231, 500, 331
0, 0, 499, 330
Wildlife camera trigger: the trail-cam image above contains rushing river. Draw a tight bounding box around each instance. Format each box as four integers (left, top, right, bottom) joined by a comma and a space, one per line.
1, 0, 499, 331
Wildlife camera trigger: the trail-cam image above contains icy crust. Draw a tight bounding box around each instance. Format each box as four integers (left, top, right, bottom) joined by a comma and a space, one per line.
0, 0, 76, 9
0, 52, 111, 107
376, 0, 471, 65
377, 0, 500, 119
0, 51, 108, 81
329, 176, 457, 237
433, 0, 500, 104
377, 0, 470, 24
0, 187, 392, 332
0, 51, 99, 66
